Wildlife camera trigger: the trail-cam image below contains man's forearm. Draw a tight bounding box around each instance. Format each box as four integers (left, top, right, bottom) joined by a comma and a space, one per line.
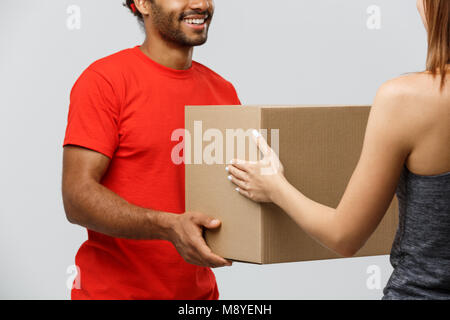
63, 179, 176, 240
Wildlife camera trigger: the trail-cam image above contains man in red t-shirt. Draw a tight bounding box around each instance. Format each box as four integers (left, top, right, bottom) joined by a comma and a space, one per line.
62, 0, 240, 300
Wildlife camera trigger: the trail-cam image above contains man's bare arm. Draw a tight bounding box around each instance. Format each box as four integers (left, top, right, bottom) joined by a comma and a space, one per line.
62, 145, 172, 240
62, 145, 231, 267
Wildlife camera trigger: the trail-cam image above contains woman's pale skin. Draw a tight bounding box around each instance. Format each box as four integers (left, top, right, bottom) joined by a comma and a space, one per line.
226, 0, 450, 257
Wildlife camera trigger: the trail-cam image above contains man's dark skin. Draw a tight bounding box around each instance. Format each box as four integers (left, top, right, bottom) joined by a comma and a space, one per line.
62, 0, 232, 269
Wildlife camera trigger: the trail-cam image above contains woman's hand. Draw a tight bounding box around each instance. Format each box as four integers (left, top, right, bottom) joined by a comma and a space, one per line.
226, 130, 286, 203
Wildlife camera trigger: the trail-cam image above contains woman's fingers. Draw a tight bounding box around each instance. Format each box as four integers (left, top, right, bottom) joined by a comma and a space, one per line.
235, 187, 251, 200
228, 175, 249, 191
226, 165, 248, 181
252, 129, 271, 157
230, 159, 250, 172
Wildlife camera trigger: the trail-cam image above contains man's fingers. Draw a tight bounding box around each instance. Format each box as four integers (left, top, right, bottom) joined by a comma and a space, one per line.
206, 218, 221, 229
194, 237, 232, 267
193, 213, 221, 229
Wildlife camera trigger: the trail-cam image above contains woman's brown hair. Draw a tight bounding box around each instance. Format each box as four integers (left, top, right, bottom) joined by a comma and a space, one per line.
423, 0, 449, 89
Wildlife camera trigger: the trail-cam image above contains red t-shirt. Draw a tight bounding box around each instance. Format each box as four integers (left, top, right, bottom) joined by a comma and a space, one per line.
63, 46, 241, 300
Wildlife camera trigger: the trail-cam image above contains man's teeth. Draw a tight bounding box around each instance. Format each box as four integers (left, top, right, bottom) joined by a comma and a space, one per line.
184, 18, 206, 25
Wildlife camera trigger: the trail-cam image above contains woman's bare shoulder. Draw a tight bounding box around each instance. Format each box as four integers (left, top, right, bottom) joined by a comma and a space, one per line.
373, 72, 448, 147
373, 72, 443, 116
374, 73, 448, 124
378, 72, 449, 101
373, 74, 423, 115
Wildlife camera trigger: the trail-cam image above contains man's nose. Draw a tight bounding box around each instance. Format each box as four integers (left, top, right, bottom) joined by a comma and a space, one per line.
189, 0, 211, 12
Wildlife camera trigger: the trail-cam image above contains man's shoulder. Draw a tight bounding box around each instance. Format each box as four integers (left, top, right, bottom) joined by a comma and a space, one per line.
86, 48, 135, 76
71, 48, 137, 97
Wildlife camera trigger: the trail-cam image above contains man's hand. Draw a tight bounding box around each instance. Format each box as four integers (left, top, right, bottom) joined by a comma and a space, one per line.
168, 212, 233, 268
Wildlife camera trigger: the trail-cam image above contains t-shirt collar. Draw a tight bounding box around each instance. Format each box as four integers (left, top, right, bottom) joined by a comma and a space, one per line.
133, 45, 195, 79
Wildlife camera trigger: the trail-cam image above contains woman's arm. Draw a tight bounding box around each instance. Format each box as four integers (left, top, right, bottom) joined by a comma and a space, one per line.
227, 81, 414, 257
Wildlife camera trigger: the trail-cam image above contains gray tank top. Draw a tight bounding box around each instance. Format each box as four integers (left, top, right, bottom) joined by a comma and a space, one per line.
383, 165, 450, 300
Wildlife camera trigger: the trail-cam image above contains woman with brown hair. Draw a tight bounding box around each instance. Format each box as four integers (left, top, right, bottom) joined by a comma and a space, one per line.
226, 0, 449, 299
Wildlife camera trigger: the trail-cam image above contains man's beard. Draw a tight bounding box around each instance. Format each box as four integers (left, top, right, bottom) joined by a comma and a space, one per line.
150, 2, 212, 47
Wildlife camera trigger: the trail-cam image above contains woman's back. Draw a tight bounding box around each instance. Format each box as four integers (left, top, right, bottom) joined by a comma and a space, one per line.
382, 72, 450, 300
400, 72, 449, 176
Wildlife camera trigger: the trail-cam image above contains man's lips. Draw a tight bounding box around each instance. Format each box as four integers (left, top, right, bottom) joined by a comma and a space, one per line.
181, 13, 210, 30
183, 14, 209, 20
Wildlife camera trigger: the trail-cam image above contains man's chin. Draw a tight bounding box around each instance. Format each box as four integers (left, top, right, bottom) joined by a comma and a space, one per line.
191, 38, 208, 46
182, 36, 208, 47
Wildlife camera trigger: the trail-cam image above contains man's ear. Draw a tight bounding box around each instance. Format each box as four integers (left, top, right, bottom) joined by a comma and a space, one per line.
134, 0, 152, 17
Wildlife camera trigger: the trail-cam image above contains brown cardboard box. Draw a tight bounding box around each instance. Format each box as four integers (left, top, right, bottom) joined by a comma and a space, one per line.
185, 105, 398, 264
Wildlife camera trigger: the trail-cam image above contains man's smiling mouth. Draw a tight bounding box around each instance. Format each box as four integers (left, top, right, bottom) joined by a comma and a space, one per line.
182, 14, 209, 28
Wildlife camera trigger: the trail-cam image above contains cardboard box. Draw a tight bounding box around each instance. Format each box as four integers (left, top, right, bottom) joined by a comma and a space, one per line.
185, 105, 398, 264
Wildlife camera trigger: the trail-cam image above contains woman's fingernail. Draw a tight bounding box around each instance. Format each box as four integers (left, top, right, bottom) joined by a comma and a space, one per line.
227, 175, 232, 181
225, 166, 229, 172
235, 187, 240, 192
252, 129, 260, 138
230, 159, 234, 165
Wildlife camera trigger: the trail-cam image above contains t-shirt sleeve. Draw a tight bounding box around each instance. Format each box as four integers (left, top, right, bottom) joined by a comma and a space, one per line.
63, 68, 121, 159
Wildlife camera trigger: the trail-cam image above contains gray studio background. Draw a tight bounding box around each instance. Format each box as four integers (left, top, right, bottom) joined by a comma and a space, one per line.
0, 0, 426, 299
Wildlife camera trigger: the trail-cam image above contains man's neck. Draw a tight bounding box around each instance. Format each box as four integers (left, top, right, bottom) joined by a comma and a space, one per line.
140, 35, 194, 71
